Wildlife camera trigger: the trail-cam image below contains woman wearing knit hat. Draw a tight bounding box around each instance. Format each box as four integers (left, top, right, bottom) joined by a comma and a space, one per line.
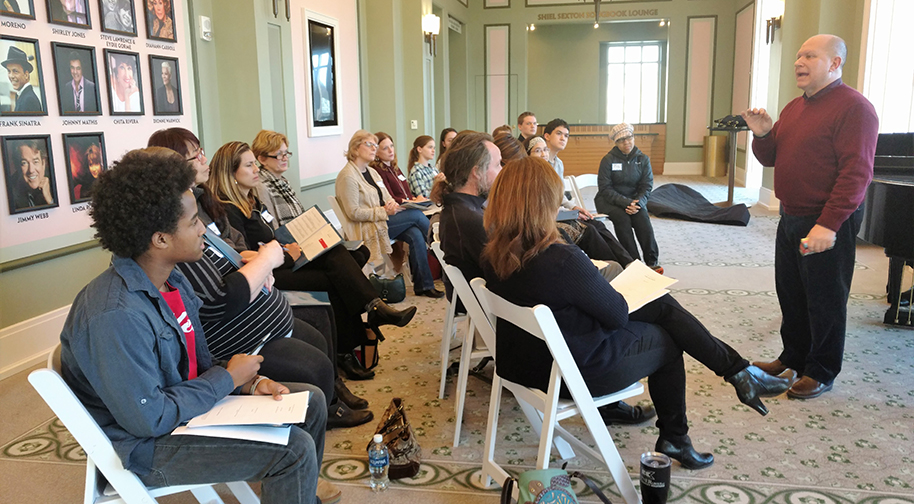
594, 123, 662, 273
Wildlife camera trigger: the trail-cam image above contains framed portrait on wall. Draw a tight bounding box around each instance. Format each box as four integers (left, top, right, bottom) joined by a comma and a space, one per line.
149, 55, 181, 115
99, 0, 137, 36
46, 0, 91, 29
63, 132, 107, 203
51, 42, 102, 116
103, 49, 144, 115
1, 36, 48, 116
303, 10, 342, 137
144, 0, 176, 42
1, 0, 35, 19
2, 134, 59, 214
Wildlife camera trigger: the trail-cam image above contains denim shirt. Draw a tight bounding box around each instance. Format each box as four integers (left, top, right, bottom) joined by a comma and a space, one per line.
60, 256, 236, 475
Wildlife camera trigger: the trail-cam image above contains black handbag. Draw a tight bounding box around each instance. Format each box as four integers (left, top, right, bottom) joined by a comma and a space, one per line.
369, 273, 406, 303
368, 398, 421, 479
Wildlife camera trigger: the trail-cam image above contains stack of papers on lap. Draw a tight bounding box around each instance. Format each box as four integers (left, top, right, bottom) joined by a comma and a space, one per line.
172, 390, 310, 445
609, 260, 678, 313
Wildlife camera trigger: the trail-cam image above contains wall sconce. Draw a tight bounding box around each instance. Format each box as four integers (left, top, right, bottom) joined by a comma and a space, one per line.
422, 14, 440, 57
766, 16, 781, 44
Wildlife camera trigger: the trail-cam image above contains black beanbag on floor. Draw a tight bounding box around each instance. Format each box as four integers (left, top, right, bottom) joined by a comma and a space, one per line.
646, 183, 750, 226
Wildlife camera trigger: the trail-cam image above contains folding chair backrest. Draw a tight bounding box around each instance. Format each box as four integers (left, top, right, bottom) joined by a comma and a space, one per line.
563, 176, 581, 208
29, 347, 159, 503
573, 174, 600, 214
324, 208, 343, 233
443, 264, 496, 358
326, 196, 352, 240
470, 278, 595, 403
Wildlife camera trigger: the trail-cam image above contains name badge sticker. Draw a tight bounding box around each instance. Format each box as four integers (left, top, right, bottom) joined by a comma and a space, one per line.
398, 174, 407, 181
207, 222, 221, 235
262, 210, 275, 223
612, 163, 623, 171
377, 180, 386, 188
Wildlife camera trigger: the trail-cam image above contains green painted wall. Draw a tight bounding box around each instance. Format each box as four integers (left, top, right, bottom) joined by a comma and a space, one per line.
459, 0, 739, 164
0, 246, 110, 327
527, 21, 669, 125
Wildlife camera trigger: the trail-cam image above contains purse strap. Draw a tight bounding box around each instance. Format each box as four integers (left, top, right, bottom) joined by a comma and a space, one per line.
500, 476, 516, 504
570, 471, 612, 504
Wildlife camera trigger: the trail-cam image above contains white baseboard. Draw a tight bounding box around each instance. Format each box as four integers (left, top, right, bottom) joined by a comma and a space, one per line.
758, 186, 780, 211
662, 162, 703, 175
1, 306, 69, 380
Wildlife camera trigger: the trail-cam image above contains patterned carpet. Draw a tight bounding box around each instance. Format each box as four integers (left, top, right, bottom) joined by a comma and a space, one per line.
3, 176, 913, 503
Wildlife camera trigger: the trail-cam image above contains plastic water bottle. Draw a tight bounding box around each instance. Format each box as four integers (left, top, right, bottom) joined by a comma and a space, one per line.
368, 434, 389, 492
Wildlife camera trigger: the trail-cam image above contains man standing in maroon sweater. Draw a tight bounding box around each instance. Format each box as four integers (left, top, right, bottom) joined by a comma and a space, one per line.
741, 34, 878, 399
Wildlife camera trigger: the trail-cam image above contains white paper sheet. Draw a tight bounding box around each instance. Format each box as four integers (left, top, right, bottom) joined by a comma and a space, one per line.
186, 391, 310, 428
172, 424, 292, 445
609, 260, 678, 313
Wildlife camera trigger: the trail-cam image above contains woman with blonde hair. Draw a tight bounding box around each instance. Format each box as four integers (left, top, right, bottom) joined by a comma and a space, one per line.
406, 135, 442, 199
335, 130, 444, 298
481, 157, 792, 470
251, 129, 304, 227
208, 140, 418, 376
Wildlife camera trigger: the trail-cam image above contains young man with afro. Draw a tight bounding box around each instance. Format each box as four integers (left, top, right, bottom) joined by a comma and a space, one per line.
59, 147, 329, 504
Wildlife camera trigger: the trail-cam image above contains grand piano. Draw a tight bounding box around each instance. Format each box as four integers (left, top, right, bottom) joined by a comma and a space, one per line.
859, 132, 914, 327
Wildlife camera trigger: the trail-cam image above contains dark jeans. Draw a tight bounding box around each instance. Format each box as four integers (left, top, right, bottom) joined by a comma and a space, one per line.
139, 383, 326, 504
584, 294, 747, 441
774, 208, 862, 384
273, 245, 376, 353
387, 209, 435, 293
258, 319, 334, 407
602, 204, 659, 266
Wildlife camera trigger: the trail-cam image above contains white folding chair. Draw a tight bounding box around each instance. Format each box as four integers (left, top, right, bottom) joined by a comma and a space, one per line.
431, 242, 469, 396
563, 176, 582, 208
570, 174, 608, 219
431, 242, 495, 446
323, 207, 343, 233
28, 345, 260, 504
471, 278, 642, 504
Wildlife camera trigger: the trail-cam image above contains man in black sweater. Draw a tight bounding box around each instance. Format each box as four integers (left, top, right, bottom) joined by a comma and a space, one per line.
432, 130, 655, 426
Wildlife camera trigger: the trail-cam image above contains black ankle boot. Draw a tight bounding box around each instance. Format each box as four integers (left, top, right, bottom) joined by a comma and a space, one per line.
655, 436, 714, 470
366, 298, 417, 328
337, 353, 374, 380
335, 377, 368, 410
727, 365, 793, 416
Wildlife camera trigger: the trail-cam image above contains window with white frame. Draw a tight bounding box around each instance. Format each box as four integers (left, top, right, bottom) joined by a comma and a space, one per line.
862, 0, 914, 133
602, 41, 665, 125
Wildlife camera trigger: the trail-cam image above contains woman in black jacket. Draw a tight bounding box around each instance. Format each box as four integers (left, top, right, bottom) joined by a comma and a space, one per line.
481, 157, 793, 470
595, 123, 661, 272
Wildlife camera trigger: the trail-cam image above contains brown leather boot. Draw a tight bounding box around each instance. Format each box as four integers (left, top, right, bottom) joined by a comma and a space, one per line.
751, 359, 789, 377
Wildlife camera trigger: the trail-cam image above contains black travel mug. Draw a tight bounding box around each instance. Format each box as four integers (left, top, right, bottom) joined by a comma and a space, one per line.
640, 451, 671, 504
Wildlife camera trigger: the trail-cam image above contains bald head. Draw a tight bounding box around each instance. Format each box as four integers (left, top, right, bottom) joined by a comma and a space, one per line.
795, 34, 847, 96
809, 34, 846, 69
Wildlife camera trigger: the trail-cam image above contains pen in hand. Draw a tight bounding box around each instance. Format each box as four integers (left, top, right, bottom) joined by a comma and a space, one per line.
250, 332, 271, 355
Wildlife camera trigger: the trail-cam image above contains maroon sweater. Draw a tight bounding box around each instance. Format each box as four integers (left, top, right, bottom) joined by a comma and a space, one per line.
752, 79, 878, 231
371, 161, 413, 203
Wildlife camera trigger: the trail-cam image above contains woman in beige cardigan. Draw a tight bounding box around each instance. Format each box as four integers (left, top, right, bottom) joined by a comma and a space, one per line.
335, 130, 444, 298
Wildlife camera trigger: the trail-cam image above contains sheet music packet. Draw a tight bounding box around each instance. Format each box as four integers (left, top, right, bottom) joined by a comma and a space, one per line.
607, 260, 678, 313
272, 205, 352, 271
171, 390, 311, 445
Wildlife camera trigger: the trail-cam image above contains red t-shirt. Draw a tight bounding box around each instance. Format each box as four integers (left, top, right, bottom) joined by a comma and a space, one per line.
161, 284, 198, 379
